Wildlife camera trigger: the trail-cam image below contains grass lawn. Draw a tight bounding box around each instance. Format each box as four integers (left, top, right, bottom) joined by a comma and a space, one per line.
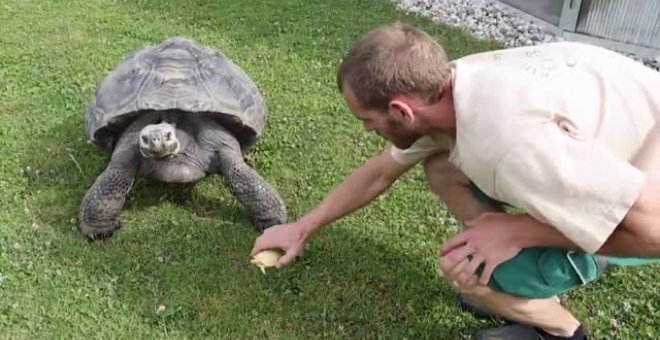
1, 0, 659, 338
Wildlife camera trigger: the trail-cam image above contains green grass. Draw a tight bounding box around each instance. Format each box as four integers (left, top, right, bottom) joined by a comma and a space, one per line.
0, 0, 658, 338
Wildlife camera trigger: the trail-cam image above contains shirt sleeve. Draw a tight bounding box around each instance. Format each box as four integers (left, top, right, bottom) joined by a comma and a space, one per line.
493, 125, 647, 253
390, 135, 451, 166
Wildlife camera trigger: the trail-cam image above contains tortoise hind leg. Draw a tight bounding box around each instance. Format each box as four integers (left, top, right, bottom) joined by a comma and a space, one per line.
78, 145, 139, 240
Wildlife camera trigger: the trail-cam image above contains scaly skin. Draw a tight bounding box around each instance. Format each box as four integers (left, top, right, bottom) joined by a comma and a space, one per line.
78, 114, 287, 239
202, 120, 287, 232
78, 138, 139, 240
217, 147, 287, 232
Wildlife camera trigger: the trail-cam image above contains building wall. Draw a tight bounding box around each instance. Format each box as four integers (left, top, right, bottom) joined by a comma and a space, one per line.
576, 0, 660, 50
498, 0, 563, 26
497, 0, 660, 57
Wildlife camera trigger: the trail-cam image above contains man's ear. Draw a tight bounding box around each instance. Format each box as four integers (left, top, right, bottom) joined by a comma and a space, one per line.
388, 99, 415, 122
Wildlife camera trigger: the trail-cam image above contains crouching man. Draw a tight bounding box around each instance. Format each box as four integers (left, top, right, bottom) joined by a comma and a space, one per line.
252, 23, 660, 339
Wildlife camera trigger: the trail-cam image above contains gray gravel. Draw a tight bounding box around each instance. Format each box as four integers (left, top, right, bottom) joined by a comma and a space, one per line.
391, 0, 660, 71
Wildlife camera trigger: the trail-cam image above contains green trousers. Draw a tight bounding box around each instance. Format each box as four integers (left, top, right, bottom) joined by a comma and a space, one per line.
468, 182, 660, 299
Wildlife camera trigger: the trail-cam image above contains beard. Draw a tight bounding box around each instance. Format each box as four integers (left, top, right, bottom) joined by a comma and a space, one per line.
371, 115, 424, 149
391, 134, 421, 149
378, 128, 422, 150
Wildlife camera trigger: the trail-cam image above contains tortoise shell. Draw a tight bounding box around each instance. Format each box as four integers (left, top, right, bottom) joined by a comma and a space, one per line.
85, 37, 267, 153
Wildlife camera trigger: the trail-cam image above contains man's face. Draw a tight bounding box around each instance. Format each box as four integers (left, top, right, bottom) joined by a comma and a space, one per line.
342, 86, 422, 149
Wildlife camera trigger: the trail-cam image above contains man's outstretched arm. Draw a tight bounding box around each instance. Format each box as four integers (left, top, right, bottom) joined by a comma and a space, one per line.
250, 147, 415, 265
295, 147, 415, 235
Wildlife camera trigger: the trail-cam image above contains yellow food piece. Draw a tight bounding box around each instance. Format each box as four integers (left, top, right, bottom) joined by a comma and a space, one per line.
250, 249, 282, 274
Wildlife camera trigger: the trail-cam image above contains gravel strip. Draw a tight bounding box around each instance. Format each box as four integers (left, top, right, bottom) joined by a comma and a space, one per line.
391, 0, 660, 71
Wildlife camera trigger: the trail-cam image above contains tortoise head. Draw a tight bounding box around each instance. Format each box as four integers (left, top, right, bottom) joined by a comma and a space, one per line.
138, 122, 180, 159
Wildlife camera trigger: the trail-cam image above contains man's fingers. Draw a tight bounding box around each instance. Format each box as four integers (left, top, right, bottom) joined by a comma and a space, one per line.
479, 262, 496, 285
250, 236, 266, 256
250, 238, 263, 256
444, 246, 478, 282
276, 248, 299, 267
464, 273, 479, 287
441, 243, 476, 268
446, 255, 470, 281
440, 232, 470, 255
456, 254, 484, 286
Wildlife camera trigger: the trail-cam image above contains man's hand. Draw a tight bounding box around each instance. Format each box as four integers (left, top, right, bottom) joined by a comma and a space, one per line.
251, 222, 311, 267
439, 212, 524, 287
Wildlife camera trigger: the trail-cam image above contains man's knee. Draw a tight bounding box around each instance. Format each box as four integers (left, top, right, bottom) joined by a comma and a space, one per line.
423, 152, 469, 195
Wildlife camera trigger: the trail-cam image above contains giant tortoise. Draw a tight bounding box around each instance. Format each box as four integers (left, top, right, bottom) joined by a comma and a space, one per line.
78, 37, 287, 240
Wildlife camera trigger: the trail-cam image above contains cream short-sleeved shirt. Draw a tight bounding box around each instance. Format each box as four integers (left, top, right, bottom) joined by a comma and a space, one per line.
391, 41, 660, 253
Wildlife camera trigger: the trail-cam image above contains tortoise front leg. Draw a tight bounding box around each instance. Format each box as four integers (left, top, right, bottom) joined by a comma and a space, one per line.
217, 148, 288, 232
78, 147, 139, 240
205, 130, 287, 232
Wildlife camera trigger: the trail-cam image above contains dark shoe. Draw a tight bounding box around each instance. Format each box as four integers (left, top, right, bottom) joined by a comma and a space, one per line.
476, 324, 545, 339
476, 324, 588, 340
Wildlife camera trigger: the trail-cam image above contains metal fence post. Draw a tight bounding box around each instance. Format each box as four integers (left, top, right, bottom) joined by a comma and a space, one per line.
558, 0, 582, 32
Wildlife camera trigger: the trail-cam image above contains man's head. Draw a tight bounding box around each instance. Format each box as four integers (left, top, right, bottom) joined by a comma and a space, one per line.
337, 23, 453, 149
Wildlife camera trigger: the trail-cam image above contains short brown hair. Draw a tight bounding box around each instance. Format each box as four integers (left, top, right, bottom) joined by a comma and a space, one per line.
337, 23, 450, 110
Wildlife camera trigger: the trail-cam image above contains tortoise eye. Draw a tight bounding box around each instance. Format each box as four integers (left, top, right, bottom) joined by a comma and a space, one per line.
166, 132, 172, 140
141, 135, 148, 143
